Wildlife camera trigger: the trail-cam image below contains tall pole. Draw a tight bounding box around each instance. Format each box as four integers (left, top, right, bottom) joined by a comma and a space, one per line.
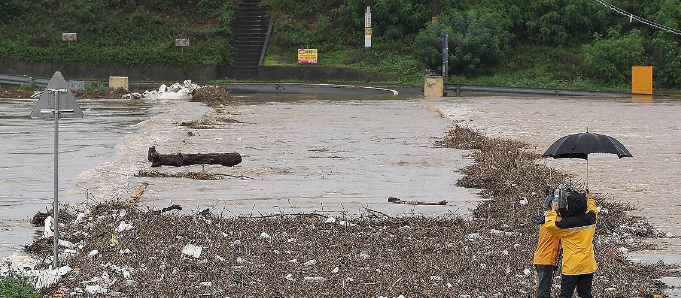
442, 34, 449, 85
51, 89, 61, 268
432, 0, 440, 23
364, 1, 372, 52
31, 72, 83, 269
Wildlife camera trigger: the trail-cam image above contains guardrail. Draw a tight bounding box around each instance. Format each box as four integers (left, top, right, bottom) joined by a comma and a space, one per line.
0, 74, 50, 88
445, 84, 630, 97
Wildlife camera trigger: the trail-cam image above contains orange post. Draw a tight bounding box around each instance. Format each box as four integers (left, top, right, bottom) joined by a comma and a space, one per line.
632, 66, 653, 95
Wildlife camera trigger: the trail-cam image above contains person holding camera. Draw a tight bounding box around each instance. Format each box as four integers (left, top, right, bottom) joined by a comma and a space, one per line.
533, 195, 562, 298
544, 190, 598, 298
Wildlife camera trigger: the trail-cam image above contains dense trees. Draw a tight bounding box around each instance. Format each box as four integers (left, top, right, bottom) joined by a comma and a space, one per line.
0, 0, 236, 66
415, 9, 511, 76
1, 0, 681, 89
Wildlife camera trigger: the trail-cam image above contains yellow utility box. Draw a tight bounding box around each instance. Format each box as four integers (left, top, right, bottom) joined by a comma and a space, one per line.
109, 76, 129, 90
632, 66, 653, 95
424, 76, 443, 98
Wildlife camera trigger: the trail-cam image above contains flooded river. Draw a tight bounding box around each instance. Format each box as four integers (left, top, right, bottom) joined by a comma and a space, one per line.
0, 98, 160, 258
429, 95, 681, 265
2, 92, 680, 275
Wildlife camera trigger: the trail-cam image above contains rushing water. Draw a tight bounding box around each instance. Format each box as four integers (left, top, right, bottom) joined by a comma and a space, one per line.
0, 97, 160, 258
1, 94, 483, 260
429, 95, 681, 266
2, 92, 681, 284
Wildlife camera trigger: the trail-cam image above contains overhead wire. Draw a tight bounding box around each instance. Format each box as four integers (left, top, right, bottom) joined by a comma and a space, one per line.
593, 0, 681, 36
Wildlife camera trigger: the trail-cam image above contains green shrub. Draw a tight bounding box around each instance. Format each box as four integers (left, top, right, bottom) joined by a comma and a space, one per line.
0, 0, 22, 24
506, 0, 625, 44
649, 34, 681, 88
0, 0, 235, 67
415, 9, 512, 76
581, 30, 645, 85
0, 273, 43, 298
273, 14, 342, 52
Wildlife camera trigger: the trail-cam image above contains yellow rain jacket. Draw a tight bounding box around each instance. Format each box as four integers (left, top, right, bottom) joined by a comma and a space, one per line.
545, 195, 598, 275
533, 213, 561, 266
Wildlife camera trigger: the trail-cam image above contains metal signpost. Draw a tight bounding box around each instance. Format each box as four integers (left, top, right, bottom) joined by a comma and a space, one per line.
175, 38, 190, 54
30, 71, 83, 268
364, 5, 372, 52
442, 34, 449, 85
62, 32, 77, 46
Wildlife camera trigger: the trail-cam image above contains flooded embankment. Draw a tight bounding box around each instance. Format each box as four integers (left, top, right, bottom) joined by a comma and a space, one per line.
429, 95, 681, 271
3, 91, 680, 297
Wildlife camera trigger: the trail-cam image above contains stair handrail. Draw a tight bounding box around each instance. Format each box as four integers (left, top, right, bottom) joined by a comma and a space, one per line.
258, 18, 274, 67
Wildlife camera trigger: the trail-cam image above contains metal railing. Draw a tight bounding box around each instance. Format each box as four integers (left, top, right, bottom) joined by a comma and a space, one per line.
0, 74, 51, 88
445, 84, 631, 97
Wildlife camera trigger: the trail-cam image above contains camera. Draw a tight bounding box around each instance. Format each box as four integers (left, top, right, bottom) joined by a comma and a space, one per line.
552, 184, 570, 210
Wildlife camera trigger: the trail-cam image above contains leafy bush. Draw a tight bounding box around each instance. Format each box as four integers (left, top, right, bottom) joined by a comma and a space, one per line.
0, 0, 236, 67
506, 0, 624, 44
637, 0, 681, 88
273, 14, 342, 52
0, 274, 42, 298
333, 0, 430, 40
415, 9, 512, 76
0, 0, 21, 24
581, 30, 645, 85
649, 34, 681, 88
261, 0, 330, 17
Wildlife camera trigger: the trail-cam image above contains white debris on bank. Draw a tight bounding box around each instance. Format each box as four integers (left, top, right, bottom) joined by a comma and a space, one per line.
1, 254, 73, 290
123, 80, 201, 100
181, 244, 203, 259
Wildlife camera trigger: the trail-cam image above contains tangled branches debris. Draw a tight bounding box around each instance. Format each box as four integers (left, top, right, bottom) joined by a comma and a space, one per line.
190, 85, 233, 108
136, 169, 224, 180
25, 124, 675, 298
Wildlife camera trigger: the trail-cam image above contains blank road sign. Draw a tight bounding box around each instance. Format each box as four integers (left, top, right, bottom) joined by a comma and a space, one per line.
30, 71, 83, 118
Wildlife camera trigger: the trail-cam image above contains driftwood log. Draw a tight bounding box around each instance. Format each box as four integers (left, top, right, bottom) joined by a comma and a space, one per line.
148, 146, 242, 167
388, 197, 448, 205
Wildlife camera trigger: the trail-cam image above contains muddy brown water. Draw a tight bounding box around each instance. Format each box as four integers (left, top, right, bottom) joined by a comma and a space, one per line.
3, 93, 681, 291
79, 94, 481, 219
429, 95, 681, 267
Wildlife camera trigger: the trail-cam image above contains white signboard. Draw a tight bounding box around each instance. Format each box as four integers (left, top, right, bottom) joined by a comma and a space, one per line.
175, 39, 190, 47
365, 7, 371, 28
62, 33, 77, 42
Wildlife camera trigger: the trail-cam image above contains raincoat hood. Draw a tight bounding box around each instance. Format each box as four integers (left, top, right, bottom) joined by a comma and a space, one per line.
566, 192, 587, 217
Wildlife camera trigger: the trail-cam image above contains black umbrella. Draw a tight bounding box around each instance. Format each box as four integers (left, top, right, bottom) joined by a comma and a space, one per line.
543, 131, 633, 189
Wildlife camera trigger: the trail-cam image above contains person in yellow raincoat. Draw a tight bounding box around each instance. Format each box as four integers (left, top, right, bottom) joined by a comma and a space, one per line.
545, 191, 598, 298
534, 195, 561, 298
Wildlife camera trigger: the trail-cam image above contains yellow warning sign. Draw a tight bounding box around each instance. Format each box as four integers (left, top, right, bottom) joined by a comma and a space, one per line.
298, 48, 318, 64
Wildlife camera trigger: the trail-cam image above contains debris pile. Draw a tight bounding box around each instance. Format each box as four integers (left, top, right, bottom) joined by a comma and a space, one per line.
140, 80, 200, 100
4, 124, 676, 298
189, 84, 233, 108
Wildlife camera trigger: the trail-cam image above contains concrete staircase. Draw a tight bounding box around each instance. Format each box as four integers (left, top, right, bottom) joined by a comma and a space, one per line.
219, 0, 269, 80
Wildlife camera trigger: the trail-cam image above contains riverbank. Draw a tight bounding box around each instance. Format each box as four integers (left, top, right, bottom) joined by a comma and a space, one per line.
6, 95, 677, 297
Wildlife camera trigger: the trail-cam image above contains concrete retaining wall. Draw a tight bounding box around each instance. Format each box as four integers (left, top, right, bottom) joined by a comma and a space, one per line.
257, 65, 392, 82
0, 58, 217, 82
0, 59, 392, 83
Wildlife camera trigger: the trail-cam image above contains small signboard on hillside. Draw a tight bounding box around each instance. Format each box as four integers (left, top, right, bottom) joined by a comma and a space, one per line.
175, 39, 190, 47
62, 33, 77, 42
298, 49, 318, 64
175, 39, 190, 54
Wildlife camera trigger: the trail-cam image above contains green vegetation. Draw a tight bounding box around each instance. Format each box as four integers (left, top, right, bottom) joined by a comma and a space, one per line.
1, 0, 680, 90
0, 0, 236, 66
0, 273, 43, 298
